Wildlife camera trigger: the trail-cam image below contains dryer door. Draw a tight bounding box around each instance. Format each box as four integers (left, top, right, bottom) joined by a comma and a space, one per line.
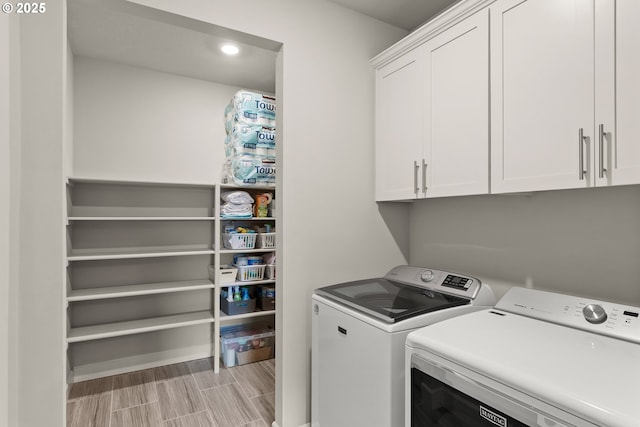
409, 354, 584, 427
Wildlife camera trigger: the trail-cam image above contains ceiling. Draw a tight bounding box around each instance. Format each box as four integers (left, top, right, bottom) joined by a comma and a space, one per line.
327, 0, 461, 31
67, 0, 459, 93
67, 0, 281, 93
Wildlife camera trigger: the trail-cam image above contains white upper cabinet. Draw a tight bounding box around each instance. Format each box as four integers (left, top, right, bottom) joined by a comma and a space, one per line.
595, 0, 640, 187
375, 0, 639, 200
490, 0, 594, 193
374, 9, 489, 201
423, 10, 489, 198
491, 0, 640, 193
375, 48, 425, 201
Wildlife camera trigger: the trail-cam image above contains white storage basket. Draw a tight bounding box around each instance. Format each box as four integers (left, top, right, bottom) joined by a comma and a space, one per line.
209, 265, 238, 284
222, 233, 257, 250
257, 232, 276, 249
265, 264, 276, 279
236, 264, 266, 281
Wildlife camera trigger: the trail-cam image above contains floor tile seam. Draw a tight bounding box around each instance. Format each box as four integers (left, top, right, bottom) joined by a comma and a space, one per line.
228, 366, 263, 400
196, 378, 241, 393
156, 378, 208, 423
245, 394, 271, 426
66, 391, 111, 403
111, 392, 159, 415
200, 382, 262, 427
161, 409, 211, 425
108, 387, 114, 427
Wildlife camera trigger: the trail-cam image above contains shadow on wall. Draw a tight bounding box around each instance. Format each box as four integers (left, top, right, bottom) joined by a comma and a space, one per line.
408, 185, 640, 306
377, 201, 411, 262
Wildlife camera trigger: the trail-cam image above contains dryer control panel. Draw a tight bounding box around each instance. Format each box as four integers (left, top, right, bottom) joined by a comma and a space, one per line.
495, 287, 640, 344
383, 265, 495, 306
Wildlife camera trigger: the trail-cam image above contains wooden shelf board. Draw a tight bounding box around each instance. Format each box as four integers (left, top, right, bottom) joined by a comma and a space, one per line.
67, 279, 214, 302
217, 279, 275, 288
219, 310, 276, 322
220, 217, 275, 221
220, 248, 275, 254
68, 217, 215, 222
67, 246, 215, 261
68, 176, 217, 188
67, 311, 214, 343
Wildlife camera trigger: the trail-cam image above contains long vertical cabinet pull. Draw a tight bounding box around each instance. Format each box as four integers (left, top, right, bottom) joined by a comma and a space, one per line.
578, 128, 587, 180
599, 124, 607, 178
422, 159, 428, 194
413, 161, 420, 195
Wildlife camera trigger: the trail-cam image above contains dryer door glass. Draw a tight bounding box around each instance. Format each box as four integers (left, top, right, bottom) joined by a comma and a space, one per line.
411, 367, 528, 427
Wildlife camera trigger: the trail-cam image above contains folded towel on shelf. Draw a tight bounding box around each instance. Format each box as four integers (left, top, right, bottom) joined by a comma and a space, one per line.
221, 191, 254, 205
220, 202, 253, 218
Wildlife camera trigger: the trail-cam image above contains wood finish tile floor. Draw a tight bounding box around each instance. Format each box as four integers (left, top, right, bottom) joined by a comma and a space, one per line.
67, 358, 275, 427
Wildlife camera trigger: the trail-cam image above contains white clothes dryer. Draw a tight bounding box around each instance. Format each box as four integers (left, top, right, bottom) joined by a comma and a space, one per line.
406, 287, 640, 427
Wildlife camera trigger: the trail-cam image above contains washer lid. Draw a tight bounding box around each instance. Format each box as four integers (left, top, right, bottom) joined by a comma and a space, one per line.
314, 278, 469, 324
406, 308, 640, 427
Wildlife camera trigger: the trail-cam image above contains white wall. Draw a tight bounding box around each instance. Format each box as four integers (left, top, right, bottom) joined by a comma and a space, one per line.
65, 42, 74, 177
73, 57, 243, 183
15, 2, 66, 426
75, 1, 408, 425
409, 186, 640, 306
1, 11, 12, 427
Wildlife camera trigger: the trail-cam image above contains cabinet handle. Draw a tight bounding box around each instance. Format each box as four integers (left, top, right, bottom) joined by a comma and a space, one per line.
599, 124, 607, 178
414, 161, 420, 194
578, 128, 587, 180
422, 159, 428, 193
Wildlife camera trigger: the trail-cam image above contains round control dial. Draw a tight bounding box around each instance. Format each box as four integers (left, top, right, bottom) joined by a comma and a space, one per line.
420, 270, 434, 282
583, 304, 608, 324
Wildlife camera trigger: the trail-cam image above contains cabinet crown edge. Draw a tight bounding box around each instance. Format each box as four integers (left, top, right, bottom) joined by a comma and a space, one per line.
370, 0, 495, 69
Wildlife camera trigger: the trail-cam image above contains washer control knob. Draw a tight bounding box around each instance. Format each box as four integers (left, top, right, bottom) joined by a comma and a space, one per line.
420, 270, 434, 282
583, 304, 608, 324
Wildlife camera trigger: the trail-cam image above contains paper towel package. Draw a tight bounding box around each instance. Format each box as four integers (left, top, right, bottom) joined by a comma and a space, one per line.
224, 91, 276, 132
226, 155, 276, 186
225, 124, 276, 158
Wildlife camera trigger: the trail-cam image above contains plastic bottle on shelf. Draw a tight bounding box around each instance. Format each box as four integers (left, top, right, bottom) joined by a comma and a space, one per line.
233, 286, 241, 301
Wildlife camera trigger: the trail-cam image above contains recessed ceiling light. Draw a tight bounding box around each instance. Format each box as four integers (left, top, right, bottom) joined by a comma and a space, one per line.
220, 43, 240, 56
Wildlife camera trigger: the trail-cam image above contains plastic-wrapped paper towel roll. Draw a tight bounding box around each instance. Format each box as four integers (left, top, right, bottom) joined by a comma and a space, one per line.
228, 155, 276, 186
224, 91, 276, 132
225, 124, 276, 158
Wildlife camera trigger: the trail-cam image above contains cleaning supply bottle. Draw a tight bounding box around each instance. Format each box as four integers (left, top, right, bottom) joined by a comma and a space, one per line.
233, 285, 241, 301
226, 287, 233, 302
241, 287, 250, 301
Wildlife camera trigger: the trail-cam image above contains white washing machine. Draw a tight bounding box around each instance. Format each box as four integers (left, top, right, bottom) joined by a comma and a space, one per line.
406, 286, 640, 427
311, 265, 496, 427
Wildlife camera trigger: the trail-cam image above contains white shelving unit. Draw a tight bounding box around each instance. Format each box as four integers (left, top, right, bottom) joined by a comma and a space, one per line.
212, 184, 277, 372
64, 178, 277, 381
65, 177, 218, 382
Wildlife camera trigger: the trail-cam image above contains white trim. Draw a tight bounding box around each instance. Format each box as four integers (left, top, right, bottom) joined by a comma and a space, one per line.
370, 0, 496, 68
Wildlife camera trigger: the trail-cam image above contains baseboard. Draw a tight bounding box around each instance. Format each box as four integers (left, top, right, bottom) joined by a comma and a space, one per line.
271, 422, 310, 427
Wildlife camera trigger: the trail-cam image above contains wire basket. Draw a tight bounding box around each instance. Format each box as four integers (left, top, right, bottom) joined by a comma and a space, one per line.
222, 233, 257, 250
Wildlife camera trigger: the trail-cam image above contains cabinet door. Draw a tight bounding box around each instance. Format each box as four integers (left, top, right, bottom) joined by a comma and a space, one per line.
596, 0, 640, 186
375, 48, 424, 201
490, 0, 594, 193
423, 10, 489, 198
